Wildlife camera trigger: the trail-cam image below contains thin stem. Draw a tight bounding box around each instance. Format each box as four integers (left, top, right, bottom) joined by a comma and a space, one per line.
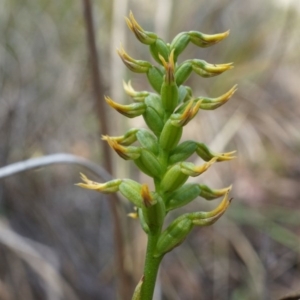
141, 234, 163, 300
140, 163, 166, 299
81, 0, 131, 298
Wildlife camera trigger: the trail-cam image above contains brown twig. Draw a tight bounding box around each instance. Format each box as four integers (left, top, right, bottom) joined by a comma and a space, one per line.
81, 0, 130, 298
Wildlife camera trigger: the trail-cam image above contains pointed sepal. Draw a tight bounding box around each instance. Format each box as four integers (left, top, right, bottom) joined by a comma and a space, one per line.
197, 85, 237, 110
105, 96, 146, 118
199, 184, 232, 200
196, 143, 236, 162
188, 190, 232, 226
102, 128, 139, 146
117, 45, 152, 73
103, 136, 141, 160
188, 30, 230, 47
75, 173, 122, 193
171, 99, 201, 126
126, 11, 157, 45
123, 80, 149, 102
180, 158, 217, 177
192, 59, 233, 77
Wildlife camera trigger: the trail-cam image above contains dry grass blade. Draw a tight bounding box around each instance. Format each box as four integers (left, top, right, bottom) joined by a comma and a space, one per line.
0, 220, 79, 300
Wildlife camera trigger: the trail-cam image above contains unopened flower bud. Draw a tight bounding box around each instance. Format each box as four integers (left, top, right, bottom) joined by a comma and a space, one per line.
160, 164, 188, 193
178, 85, 193, 103
188, 30, 230, 47
117, 45, 152, 73
105, 96, 146, 118
170, 32, 190, 61
166, 183, 201, 211
134, 148, 163, 179
76, 173, 122, 193
175, 61, 193, 86
154, 217, 193, 257
126, 11, 157, 45
136, 129, 158, 154
142, 94, 165, 136
159, 119, 183, 151
169, 141, 198, 164
144, 94, 164, 118
143, 106, 164, 137
149, 38, 170, 65
146, 66, 164, 93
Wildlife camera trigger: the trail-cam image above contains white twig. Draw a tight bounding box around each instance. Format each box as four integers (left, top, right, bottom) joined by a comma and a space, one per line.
0, 153, 112, 181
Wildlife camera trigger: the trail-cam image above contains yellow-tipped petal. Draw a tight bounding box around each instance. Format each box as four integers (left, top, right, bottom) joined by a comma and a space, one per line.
75, 173, 122, 193
180, 100, 201, 126
180, 157, 217, 177
189, 30, 230, 47
199, 84, 237, 110
123, 80, 135, 96
117, 44, 151, 73
199, 184, 232, 200
122, 80, 149, 102
129, 11, 143, 31
105, 96, 146, 118
205, 189, 232, 218
104, 136, 141, 160
125, 11, 157, 45
193, 157, 217, 174
192, 60, 233, 77
204, 62, 234, 73
189, 190, 233, 226
101, 129, 138, 146
195, 142, 237, 161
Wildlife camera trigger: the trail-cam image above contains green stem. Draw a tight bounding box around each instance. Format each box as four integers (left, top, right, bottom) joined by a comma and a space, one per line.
140, 144, 167, 299
140, 233, 163, 300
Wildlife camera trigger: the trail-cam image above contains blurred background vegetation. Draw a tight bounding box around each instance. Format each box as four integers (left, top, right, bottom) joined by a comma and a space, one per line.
0, 0, 300, 299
